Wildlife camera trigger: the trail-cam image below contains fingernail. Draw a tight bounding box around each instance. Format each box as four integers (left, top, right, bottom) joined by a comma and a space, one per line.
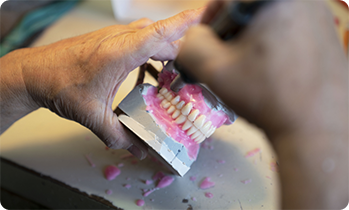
128, 145, 146, 160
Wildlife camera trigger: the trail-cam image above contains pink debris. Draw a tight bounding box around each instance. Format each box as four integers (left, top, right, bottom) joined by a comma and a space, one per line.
152, 171, 165, 181
245, 148, 261, 157
205, 192, 214, 198
85, 154, 96, 167
156, 176, 175, 189
126, 177, 131, 181
190, 176, 197, 181
209, 145, 214, 150
199, 177, 215, 189
117, 163, 124, 167
201, 142, 210, 149
143, 188, 157, 197
266, 176, 271, 179
270, 161, 279, 172
218, 174, 223, 177
234, 168, 239, 172
124, 184, 131, 189
105, 189, 113, 195
104, 165, 121, 181
334, 16, 340, 26
191, 197, 197, 201
150, 199, 155, 202
131, 160, 138, 165
145, 180, 153, 185
105, 146, 110, 150
136, 199, 145, 206
85, 136, 90, 140
217, 159, 226, 164
241, 179, 252, 184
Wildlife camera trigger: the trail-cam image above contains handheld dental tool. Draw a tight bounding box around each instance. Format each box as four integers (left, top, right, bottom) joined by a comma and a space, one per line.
170, 0, 271, 92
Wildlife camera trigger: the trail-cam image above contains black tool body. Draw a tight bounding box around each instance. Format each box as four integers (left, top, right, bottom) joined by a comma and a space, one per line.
170, 1, 270, 91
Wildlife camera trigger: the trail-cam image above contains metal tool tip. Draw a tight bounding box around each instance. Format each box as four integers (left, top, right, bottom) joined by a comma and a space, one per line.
170, 74, 186, 92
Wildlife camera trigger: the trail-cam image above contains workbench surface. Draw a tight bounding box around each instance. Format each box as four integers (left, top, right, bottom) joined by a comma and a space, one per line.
2, 0, 345, 209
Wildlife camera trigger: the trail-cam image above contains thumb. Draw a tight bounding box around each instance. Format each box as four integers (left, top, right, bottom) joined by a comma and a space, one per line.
91, 109, 148, 160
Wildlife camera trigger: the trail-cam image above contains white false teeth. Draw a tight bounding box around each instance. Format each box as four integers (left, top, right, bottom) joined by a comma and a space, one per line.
176, 101, 185, 109
194, 115, 206, 129
181, 103, 192, 116
187, 126, 198, 136
167, 106, 176, 114
175, 115, 186, 124
158, 87, 218, 144
188, 109, 199, 122
171, 96, 180, 105
182, 120, 192, 131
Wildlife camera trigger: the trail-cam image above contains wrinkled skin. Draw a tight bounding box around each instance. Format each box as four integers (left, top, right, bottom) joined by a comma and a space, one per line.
0, 7, 205, 159
177, 1, 348, 209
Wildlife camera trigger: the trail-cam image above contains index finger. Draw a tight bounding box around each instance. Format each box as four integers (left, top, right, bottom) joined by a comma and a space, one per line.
134, 7, 206, 59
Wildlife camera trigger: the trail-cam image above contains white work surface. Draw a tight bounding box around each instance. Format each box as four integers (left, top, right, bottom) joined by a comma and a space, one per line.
0, 1, 281, 209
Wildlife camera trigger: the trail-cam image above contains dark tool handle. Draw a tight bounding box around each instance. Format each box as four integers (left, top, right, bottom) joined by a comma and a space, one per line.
174, 0, 270, 84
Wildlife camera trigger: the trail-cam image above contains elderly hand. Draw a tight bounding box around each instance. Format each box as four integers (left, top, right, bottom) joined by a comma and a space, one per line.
0, 7, 204, 159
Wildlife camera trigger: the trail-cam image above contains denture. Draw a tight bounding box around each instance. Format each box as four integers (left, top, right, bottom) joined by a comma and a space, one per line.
142, 63, 236, 160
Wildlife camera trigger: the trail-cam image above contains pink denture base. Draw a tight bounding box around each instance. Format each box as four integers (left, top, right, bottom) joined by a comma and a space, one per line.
143, 70, 229, 160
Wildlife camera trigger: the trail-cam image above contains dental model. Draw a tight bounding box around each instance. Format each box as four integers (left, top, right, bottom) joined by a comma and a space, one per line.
117, 62, 237, 176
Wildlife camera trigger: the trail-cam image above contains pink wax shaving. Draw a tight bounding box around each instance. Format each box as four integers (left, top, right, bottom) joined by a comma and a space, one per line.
199, 177, 215, 189
190, 176, 197, 181
117, 163, 124, 167
136, 199, 145, 206
245, 148, 261, 157
234, 168, 239, 172
105, 189, 113, 195
270, 161, 278, 172
104, 165, 121, 181
145, 180, 153, 185
143, 188, 156, 197
143, 69, 231, 159
124, 184, 131, 189
266, 176, 271, 179
205, 192, 214, 198
84, 154, 95, 167
156, 176, 175, 189
105, 146, 109, 150
191, 197, 197, 201
217, 159, 226, 164
241, 179, 252, 184
152, 171, 165, 181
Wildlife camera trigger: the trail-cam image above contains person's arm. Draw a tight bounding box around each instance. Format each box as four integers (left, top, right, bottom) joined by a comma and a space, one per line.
177, 1, 348, 208
0, 49, 39, 133
0, 7, 205, 159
